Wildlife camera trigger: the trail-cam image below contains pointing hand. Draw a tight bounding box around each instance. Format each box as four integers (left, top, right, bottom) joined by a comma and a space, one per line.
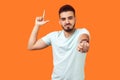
77, 41, 89, 53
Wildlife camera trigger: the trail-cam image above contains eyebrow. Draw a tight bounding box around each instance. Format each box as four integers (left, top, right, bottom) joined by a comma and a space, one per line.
68, 16, 73, 19
60, 16, 73, 19
60, 17, 66, 19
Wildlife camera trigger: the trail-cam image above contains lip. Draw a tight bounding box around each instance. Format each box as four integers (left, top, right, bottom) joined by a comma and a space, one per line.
64, 25, 70, 28
65, 24, 71, 26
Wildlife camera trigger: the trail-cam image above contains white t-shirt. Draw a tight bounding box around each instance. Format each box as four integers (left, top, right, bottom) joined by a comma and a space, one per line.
42, 28, 90, 80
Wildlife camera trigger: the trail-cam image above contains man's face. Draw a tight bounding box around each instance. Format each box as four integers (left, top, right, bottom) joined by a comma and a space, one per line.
59, 11, 76, 32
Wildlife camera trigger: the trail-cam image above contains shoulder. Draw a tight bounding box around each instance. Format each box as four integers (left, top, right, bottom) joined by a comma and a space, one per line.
77, 28, 90, 35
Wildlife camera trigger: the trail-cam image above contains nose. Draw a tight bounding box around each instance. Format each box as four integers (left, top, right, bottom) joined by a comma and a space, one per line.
65, 19, 70, 23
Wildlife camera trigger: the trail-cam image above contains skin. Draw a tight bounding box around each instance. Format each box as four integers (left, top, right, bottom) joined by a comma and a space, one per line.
28, 10, 89, 53
77, 34, 90, 53
59, 11, 76, 33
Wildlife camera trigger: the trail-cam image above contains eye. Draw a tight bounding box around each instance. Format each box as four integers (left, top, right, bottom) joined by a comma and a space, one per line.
68, 16, 73, 20
61, 18, 66, 21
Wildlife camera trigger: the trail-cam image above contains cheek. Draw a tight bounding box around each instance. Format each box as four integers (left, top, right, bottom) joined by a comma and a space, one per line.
71, 20, 75, 24
60, 21, 65, 26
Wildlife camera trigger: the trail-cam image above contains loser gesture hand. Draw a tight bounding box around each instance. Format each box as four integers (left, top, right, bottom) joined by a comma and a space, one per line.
35, 10, 49, 27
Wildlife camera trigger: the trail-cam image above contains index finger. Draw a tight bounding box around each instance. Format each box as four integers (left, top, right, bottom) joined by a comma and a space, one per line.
42, 10, 45, 18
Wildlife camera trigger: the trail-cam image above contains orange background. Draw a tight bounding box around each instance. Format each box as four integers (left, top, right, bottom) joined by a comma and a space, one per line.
0, 0, 120, 80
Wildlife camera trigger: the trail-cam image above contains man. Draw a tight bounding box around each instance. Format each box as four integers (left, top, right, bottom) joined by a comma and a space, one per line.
28, 4, 90, 80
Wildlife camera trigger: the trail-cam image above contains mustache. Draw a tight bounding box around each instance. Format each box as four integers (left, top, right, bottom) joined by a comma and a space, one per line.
64, 23, 71, 26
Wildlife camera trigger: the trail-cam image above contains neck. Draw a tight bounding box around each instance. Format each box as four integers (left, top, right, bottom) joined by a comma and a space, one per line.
64, 28, 76, 38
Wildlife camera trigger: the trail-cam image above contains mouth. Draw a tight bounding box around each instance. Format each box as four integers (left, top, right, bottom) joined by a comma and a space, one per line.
65, 25, 71, 27
64, 24, 71, 27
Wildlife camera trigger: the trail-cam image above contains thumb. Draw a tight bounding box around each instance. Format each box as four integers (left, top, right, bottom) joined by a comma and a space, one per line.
44, 20, 50, 24
45, 20, 50, 23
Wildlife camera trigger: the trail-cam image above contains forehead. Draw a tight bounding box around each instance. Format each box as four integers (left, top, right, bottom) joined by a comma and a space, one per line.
59, 11, 74, 18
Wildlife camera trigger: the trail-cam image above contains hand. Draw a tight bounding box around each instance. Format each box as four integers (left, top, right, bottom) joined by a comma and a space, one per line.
77, 41, 89, 53
35, 10, 49, 27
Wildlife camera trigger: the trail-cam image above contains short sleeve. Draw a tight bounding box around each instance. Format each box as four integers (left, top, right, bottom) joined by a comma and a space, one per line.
78, 28, 90, 40
41, 32, 56, 45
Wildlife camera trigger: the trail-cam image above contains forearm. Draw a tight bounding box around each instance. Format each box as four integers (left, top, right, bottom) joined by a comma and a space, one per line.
28, 11, 49, 50
28, 25, 40, 49
79, 34, 89, 43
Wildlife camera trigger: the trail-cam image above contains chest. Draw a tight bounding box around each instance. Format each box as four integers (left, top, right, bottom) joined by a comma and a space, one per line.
52, 36, 78, 52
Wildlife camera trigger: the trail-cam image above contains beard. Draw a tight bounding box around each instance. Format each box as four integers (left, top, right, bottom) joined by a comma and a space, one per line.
62, 23, 75, 32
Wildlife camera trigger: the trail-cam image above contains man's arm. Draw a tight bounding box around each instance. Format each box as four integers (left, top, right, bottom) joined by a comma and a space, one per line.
77, 34, 90, 53
28, 10, 49, 50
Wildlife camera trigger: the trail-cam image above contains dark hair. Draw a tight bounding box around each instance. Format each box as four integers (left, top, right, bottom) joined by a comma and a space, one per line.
59, 4, 75, 16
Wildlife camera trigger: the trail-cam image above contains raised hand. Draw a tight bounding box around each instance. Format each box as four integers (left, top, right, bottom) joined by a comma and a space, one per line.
35, 10, 49, 27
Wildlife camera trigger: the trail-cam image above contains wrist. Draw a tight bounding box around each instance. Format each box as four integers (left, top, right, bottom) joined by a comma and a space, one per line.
34, 24, 41, 27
